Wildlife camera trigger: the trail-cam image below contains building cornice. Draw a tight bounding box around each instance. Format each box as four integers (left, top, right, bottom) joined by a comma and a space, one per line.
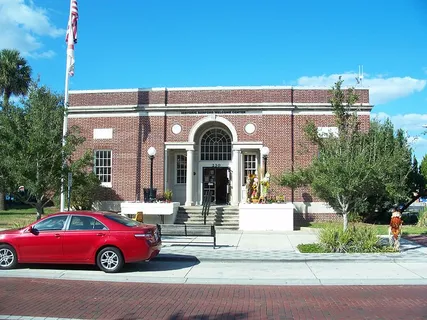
69, 85, 370, 94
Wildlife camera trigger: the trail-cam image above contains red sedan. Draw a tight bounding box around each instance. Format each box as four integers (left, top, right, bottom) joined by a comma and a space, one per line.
0, 211, 162, 273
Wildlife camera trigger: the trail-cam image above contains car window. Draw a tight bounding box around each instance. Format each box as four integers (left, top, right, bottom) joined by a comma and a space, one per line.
69, 216, 107, 231
34, 215, 68, 231
104, 213, 141, 227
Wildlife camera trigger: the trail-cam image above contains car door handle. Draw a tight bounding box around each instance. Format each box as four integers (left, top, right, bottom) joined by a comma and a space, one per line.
96, 233, 105, 237
55, 234, 61, 238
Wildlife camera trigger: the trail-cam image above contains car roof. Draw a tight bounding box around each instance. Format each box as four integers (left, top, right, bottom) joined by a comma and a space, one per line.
50, 211, 116, 216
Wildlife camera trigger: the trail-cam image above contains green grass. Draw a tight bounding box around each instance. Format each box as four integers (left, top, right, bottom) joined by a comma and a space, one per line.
0, 207, 59, 229
306, 222, 427, 236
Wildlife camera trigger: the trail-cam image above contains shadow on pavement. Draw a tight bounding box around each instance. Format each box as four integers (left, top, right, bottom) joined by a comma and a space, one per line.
122, 258, 200, 272
16, 256, 200, 273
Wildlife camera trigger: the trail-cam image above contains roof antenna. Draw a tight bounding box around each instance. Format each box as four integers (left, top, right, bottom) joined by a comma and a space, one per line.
355, 65, 363, 86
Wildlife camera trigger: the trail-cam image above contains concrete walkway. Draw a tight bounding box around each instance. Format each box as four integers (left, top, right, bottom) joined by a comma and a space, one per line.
1, 229, 427, 286
157, 229, 427, 262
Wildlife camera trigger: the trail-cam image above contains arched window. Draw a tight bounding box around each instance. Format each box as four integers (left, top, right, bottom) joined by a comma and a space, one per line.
200, 128, 232, 161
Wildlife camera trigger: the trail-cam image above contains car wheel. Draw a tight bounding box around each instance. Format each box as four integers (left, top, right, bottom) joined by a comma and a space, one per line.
96, 247, 124, 273
0, 244, 18, 270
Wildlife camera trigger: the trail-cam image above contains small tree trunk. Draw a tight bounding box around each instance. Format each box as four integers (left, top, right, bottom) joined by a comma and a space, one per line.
343, 212, 349, 231
35, 202, 44, 220
0, 191, 5, 211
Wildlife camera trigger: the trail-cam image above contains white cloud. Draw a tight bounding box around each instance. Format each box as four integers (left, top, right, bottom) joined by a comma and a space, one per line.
0, 0, 64, 58
371, 112, 427, 132
297, 73, 426, 105
28, 50, 56, 59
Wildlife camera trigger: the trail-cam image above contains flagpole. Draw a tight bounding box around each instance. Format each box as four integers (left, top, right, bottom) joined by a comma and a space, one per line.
60, 1, 74, 212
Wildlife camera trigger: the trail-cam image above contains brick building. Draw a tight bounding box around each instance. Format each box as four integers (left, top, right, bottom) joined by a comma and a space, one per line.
68, 85, 372, 217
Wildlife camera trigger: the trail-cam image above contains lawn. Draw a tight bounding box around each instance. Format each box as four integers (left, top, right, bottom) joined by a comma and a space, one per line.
0, 207, 59, 229
307, 222, 427, 236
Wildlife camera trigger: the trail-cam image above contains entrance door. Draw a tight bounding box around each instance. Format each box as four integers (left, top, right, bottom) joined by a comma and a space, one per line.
203, 167, 229, 205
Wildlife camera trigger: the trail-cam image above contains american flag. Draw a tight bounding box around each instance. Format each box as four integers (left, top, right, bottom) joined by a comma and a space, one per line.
65, 0, 78, 76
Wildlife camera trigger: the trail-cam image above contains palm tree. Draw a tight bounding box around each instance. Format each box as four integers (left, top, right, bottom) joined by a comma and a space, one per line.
0, 49, 32, 210
0, 49, 32, 108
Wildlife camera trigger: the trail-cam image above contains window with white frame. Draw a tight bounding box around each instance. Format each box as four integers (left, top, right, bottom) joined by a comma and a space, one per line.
176, 154, 187, 184
200, 128, 232, 161
94, 150, 112, 186
243, 154, 257, 184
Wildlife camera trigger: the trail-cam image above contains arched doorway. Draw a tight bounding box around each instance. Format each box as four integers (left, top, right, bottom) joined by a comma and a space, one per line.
199, 128, 232, 204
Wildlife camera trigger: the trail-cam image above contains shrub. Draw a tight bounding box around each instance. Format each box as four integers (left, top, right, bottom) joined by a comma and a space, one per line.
318, 225, 382, 253
402, 212, 418, 225
348, 211, 363, 223
417, 207, 427, 228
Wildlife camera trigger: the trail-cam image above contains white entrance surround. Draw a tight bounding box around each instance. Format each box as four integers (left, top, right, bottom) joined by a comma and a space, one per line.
165, 117, 271, 206
188, 115, 238, 143
185, 147, 195, 206
231, 148, 241, 206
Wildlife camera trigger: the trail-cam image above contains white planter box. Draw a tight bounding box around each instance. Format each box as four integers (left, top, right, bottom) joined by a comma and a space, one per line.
239, 203, 295, 231
120, 202, 180, 224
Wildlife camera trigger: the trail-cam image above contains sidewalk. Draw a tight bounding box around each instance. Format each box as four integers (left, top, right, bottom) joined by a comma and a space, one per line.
156, 229, 427, 262
1, 229, 427, 286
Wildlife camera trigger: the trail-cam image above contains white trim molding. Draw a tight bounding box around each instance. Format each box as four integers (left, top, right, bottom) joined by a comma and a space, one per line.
188, 116, 238, 143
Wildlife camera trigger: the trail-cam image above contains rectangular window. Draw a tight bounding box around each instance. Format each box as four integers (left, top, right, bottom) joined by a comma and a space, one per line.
94, 150, 112, 187
243, 154, 257, 183
176, 154, 187, 184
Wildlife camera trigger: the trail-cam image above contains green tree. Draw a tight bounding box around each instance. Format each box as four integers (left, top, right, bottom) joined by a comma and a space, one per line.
280, 77, 417, 230
419, 155, 427, 183
0, 49, 32, 211
3, 83, 85, 219
68, 150, 101, 210
0, 49, 32, 108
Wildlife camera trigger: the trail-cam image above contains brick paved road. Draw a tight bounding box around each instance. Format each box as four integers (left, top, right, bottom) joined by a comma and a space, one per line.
1, 278, 427, 319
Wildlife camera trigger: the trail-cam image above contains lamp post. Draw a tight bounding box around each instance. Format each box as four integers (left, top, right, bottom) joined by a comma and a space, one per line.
147, 147, 156, 202
261, 146, 270, 174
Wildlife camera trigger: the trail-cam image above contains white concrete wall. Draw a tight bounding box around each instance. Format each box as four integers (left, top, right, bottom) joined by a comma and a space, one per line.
239, 203, 295, 231
293, 202, 336, 214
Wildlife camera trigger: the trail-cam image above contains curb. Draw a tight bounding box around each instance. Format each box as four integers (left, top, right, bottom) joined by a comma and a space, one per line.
153, 253, 424, 263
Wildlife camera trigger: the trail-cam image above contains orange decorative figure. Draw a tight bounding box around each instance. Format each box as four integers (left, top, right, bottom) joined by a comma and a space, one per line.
388, 208, 403, 250
134, 211, 144, 223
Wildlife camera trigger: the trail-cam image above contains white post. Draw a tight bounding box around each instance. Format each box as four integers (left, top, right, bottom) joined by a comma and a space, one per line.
231, 149, 240, 205
60, 2, 74, 212
185, 148, 194, 206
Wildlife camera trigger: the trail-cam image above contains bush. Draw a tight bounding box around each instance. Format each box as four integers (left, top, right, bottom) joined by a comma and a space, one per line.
402, 212, 418, 225
318, 225, 382, 253
417, 207, 427, 227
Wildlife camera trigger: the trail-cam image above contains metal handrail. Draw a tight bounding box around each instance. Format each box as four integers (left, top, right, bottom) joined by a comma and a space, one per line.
202, 190, 212, 225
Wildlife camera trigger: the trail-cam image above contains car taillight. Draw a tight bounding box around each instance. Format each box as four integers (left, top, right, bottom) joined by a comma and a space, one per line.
134, 232, 156, 244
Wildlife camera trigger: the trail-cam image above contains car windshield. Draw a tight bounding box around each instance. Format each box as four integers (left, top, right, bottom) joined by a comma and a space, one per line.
104, 213, 142, 227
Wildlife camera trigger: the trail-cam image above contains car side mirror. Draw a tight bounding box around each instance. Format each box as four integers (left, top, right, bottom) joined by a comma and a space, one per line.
28, 226, 35, 234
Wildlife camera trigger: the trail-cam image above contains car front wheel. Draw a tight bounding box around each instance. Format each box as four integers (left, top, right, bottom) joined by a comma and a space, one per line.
0, 244, 18, 270
96, 247, 124, 273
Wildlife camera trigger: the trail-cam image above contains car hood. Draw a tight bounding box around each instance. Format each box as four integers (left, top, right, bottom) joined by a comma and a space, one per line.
0, 228, 23, 236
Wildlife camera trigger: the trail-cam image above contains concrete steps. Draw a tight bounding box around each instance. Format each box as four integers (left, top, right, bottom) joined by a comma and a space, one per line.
174, 206, 239, 230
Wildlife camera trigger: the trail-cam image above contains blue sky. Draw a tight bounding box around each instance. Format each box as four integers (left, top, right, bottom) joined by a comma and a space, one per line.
1, 0, 427, 159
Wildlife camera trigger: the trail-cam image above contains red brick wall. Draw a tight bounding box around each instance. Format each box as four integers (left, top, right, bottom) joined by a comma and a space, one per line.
69, 87, 369, 107
68, 87, 371, 205
69, 90, 166, 106
69, 116, 166, 202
